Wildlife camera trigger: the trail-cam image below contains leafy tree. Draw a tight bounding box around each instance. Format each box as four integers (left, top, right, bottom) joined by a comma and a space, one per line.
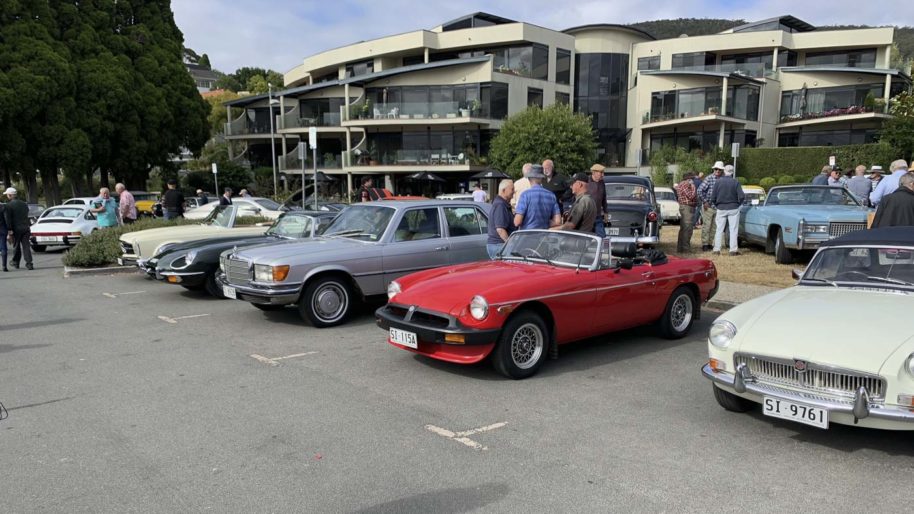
247, 75, 269, 94
880, 90, 914, 160
216, 67, 284, 93
205, 90, 241, 135
197, 53, 211, 69
488, 104, 597, 178
186, 141, 253, 192
215, 72, 242, 92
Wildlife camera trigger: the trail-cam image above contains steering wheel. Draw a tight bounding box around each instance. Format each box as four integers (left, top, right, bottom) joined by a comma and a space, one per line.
835, 270, 870, 281
523, 248, 545, 259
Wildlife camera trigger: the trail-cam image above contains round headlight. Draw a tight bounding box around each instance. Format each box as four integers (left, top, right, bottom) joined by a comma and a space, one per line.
469, 295, 488, 320
905, 353, 914, 377
709, 320, 737, 348
387, 281, 401, 300
185, 250, 197, 265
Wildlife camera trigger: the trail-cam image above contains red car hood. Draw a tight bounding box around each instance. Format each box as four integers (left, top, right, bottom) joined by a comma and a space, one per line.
393, 261, 579, 315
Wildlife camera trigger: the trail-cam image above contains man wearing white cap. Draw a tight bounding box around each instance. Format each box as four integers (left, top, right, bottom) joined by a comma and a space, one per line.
4, 187, 33, 270
870, 159, 910, 207
696, 161, 725, 251
711, 165, 744, 255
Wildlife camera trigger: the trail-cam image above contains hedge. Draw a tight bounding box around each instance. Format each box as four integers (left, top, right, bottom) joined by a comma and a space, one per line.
62, 216, 271, 268
736, 143, 897, 183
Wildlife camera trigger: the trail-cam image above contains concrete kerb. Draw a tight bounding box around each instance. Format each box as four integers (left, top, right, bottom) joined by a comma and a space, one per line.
64, 265, 142, 278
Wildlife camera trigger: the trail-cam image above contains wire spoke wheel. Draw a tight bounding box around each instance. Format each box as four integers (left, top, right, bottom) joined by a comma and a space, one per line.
510, 323, 544, 370
670, 293, 693, 333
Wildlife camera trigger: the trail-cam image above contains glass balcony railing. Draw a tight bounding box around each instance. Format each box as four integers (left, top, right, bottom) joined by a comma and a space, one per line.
779, 105, 879, 123
349, 149, 471, 166
646, 104, 723, 123
351, 101, 486, 121
283, 111, 342, 128
280, 147, 344, 171
669, 62, 771, 78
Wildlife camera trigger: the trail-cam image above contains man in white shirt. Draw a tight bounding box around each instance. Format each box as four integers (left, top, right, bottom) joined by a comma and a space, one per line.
511, 163, 533, 208
471, 183, 488, 202
870, 159, 910, 207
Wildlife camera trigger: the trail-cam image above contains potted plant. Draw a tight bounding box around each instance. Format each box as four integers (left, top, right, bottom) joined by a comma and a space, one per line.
863, 92, 876, 112
469, 98, 481, 116
367, 142, 379, 166
874, 97, 887, 113
708, 106, 720, 115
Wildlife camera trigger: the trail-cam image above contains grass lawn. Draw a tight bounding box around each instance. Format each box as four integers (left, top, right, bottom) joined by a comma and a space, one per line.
657, 223, 808, 288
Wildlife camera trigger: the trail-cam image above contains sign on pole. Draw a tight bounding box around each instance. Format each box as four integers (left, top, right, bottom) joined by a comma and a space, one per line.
212, 163, 219, 195
829, 155, 836, 167
309, 127, 318, 150
211, 163, 218, 174
731, 143, 740, 158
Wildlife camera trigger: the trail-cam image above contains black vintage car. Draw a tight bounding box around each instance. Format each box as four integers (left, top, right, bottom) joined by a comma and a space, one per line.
602, 175, 661, 246
149, 210, 337, 297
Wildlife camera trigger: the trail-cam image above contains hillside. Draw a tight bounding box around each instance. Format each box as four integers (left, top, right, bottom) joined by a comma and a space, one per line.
628, 19, 914, 62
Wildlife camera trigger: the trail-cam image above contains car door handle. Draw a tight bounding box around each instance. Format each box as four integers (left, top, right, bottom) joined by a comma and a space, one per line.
434, 245, 449, 251
641, 271, 655, 278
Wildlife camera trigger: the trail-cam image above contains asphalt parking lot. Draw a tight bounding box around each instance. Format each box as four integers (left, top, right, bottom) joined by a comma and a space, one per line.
2, 251, 914, 513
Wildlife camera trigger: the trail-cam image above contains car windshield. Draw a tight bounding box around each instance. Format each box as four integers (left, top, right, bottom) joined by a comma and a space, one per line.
802, 246, 914, 290
500, 231, 599, 269
322, 205, 394, 241
255, 198, 281, 211
605, 183, 649, 202
42, 207, 84, 219
266, 215, 313, 238
656, 191, 677, 201
765, 187, 859, 207
204, 205, 233, 227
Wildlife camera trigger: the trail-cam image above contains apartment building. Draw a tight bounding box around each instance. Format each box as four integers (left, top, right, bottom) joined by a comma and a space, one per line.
223, 13, 909, 195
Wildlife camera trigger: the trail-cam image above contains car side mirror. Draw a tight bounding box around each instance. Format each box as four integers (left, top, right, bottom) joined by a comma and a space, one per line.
791, 268, 804, 280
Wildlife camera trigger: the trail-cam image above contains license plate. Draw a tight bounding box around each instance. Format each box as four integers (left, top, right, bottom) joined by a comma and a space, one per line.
223, 285, 237, 299
117, 257, 124, 266
36, 236, 60, 243
390, 327, 417, 349
607, 228, 620, 236
763, 396, 828, 429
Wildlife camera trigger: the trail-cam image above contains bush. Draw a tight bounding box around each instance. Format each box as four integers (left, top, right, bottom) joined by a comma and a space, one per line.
736, 176, 747, 185
795, 174, 811, 184
777, 175, 795, 185
759, 177, 777, 191
737, 143, 896, 183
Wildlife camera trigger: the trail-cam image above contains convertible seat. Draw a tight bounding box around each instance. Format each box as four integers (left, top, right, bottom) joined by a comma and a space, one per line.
638, 248, 668, 265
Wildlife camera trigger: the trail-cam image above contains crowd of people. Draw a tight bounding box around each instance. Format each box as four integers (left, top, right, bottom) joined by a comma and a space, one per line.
673, 161, 744, 255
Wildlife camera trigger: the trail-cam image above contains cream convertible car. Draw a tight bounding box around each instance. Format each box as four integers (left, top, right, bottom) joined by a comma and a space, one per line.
119, 205, 268, 267
703, 227, 914, 430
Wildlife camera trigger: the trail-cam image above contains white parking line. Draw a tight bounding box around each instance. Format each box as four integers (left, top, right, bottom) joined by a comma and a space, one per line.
425, 421, 508, 451
249, 351, 318, 366
102, 291, 146, 298
157, 314, 211, 324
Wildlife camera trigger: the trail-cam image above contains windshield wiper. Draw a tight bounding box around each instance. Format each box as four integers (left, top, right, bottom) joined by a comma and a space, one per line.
508, 251, 529, 262
801, 277, 838, 287
861, 275, 914, 287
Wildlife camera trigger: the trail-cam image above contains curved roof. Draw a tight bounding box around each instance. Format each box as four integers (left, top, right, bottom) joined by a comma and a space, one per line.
562, 24, 656, 41
822, 226, 914, 248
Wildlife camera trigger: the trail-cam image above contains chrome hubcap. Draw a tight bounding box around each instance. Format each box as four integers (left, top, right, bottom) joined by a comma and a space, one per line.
511, 323, 544, 370
670, 294, 693, 332
313, 283, 347, 321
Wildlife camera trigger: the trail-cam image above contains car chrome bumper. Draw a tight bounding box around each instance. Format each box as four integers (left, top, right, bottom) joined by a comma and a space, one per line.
158, 270, 206, 285
216, 274, 300, 305
702, 364, 914, 423
608, 235, 660, 245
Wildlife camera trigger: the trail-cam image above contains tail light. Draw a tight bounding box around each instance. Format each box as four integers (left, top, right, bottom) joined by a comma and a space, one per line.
647, 211, 658, 222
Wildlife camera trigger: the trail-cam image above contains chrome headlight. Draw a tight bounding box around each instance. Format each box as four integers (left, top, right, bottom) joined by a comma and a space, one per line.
387, 281, 401, 300
709, 320, 737, 348
185, 250, 197, 266
905, 353, 914, 377
254, 264, 274, 282
802, 223, 828, 234
219, 254, 226, 272
469, 295, 488, 320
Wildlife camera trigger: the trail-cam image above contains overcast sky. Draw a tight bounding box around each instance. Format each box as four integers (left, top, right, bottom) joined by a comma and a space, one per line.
172, 0, 913, 76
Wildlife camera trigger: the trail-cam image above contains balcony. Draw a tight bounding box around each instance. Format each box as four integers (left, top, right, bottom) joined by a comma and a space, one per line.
279, 144, 344, 172
344, 102, 494, 127
648, 62, 773, 80
282, 111, 342, 129
345, 149, 484, 173
777, 105, 892, 128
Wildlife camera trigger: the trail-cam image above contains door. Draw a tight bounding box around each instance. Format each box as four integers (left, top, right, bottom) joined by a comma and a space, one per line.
442, 205, 489, 264
591, 263, 660, 332
381, 207, 450, 285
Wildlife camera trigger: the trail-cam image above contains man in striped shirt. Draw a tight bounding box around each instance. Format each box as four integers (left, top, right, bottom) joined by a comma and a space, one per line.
697, 162, 724, 251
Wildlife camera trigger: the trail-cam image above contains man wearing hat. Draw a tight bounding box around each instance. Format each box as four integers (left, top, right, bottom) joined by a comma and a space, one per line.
586, 163, 607, 237
697, 161, 724, 251
514, 164, 561, 230
870, 159, 909, 207
4, 187, 33, 270
711, 165, 745, 255
552, 173, 597, 232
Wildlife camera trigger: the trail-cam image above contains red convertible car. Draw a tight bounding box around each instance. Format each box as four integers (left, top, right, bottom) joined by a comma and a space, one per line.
376, 230, 719, 379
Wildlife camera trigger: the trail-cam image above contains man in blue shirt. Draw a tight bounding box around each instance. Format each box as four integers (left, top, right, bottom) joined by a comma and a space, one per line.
486, 179, 515, 259
870, 159, 910, 207
90, 187, 119, 228
514, 165, 561, 230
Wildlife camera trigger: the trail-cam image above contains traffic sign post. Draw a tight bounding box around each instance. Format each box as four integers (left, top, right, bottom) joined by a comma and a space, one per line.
212, 162, 219, 197
309, 127, 318, 210
731, 143, 740, 177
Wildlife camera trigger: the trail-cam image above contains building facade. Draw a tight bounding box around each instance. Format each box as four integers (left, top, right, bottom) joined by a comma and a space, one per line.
223, 13, 910, 196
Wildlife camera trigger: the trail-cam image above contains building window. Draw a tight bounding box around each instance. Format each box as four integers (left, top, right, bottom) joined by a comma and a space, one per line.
649, 87, 722, 122
364, 83, 501, 119
299, 98, 345, 126
574, 53, 629, 166
556, 48, 571, 84
555, 92, 570, 105
726, 84, 760, 121
527, 87, 543, 108
778, 128, 879, 147
637, 56, 660, 71
779, 82, 900, 122
403, 54, 425, 66
671, 52, 715, 70
312, 71, 338, 83
492, 44, 548, 80
777, 50, 798, 68
345, 59, 374, 78
805, 48, 877, 68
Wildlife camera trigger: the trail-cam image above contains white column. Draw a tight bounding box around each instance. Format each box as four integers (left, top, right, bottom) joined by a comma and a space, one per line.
720, 76, 729, 116
772, 48, 779, 71
347, 172, 353, 201
279, 96, 285, 130
424, 48, 429, 64
883, 74, 892, 112
343, 83, 350, 121
718, 121, 726, 148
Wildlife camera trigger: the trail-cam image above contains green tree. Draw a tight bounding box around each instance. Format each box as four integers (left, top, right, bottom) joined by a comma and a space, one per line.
205, 90, 241, 135
186, 140, 253, 192
880, 90, 914, 160
198, 53, 211, 69
488, 104, 597, 178
247, 74, 269, 94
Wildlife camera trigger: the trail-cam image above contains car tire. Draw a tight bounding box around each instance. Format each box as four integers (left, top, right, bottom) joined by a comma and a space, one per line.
298, 276, 352, 327
252, 303, 285, 311
659, 286, 695, 339
774, 229, 794, 264
492, 311, 549, 379
204, 272, 226, 299
31, 245, 47, 253
712, 384, 754, 412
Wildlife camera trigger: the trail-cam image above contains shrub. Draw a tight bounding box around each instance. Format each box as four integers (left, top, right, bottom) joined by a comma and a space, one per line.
759, 177, 777, 190
736, 176, 747, 185
777, 175, 795, 185
795, 174, 811, 184
737, 143, 896, 183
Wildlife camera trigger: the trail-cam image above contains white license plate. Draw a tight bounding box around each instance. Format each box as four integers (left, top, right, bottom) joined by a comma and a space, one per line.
607, 228, 620, 236
36, 236, 61, 243
117, 258, 124, 266
763, 396, 828, 429
223, 285, 237, 299
390, 327, 417, 349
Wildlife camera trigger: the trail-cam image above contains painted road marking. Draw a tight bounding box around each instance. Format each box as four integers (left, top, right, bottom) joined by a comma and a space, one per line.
102, 291, 146, 298
157, 314, 211, 324
250, 351, 318, 366
425, 421, 508, 451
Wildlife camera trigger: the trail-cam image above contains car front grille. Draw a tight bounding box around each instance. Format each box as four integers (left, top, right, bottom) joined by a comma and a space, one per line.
387, 304, 451, 329
828, 222, 866, 239
225, 258, 253, 285
120, 242, 134, 255
734, 353, 886, 402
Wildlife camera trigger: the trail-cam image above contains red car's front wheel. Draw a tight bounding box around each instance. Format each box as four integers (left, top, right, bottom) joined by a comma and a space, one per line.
492, 311, 549, 379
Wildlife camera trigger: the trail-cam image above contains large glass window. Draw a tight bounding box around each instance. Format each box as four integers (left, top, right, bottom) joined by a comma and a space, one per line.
366, 129, 484, 166
555, 92, 570, 105
650, 129, 756, 153
492, 44, 548, 80
345, 59, 374, 78
671, 52, 715, 70
805, 48, 877, 68
365, 84, 490, 119
574, 53, 629, 166
778, 128, 879, 147
556, 49, 571, 85
299, 98, 345, 126
779, 82, 897, 121
726, 85, 760, 121
527, 87, 543, 108
638, 56, 660, 71
648, 87, 724, 121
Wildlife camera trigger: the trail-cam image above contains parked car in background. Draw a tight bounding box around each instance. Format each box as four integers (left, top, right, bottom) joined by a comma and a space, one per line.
378, 230, 718, 379
29, 205, 98, 251
602, 175, 661, 246
436, 193, 475, 201
27, 204, 46, 225
151, 211, 337, 297
184, 197, 284, 220
738, 185, 871, 264
63, 197, 100, 206
219, 200, 491, 327
742, 185, 766, 204
703, 227, 914, 431
130, 191, 159, 217
119, 205, 269, 267
653, 186, 680, 224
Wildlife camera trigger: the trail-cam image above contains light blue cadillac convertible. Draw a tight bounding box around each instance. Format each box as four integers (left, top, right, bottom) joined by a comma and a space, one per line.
738, 185, 872, 264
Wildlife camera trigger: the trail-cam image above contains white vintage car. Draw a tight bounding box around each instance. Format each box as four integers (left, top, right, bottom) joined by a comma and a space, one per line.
184, 197, 284, 220
703, 227, 914, 430
29, 205, 98, 251
653, 187, 680, 224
